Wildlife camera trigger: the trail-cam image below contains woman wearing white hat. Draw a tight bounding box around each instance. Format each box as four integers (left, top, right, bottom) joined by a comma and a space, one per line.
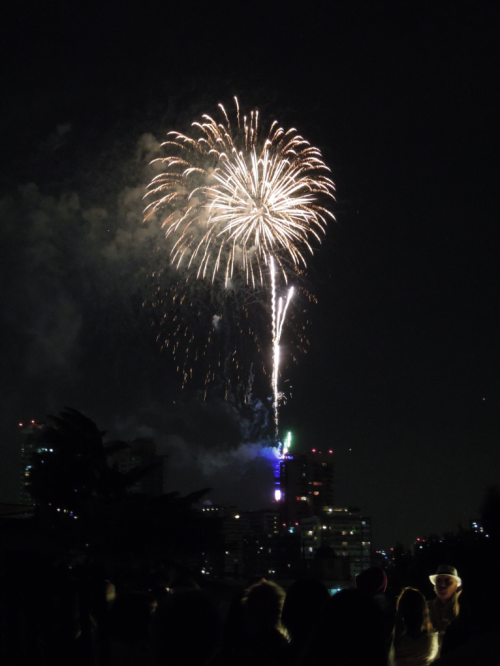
427, 564, 461, 637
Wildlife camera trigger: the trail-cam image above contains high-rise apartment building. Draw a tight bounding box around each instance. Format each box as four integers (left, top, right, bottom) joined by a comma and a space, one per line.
244, 509, 280, 538
279, 449, 371, 578
19, 423, 44, 504
318, 508, 371, 577
299, 509, 371, 575
279, 449, 335, 526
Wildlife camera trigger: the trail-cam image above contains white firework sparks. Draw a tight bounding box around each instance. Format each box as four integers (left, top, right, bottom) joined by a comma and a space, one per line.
144, 97, 335, 287
271, 256, 293, 440
144, 99, 334, 439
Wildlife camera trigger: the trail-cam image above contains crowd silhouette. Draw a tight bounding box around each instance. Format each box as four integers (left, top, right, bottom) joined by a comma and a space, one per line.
1, 546, 499, 666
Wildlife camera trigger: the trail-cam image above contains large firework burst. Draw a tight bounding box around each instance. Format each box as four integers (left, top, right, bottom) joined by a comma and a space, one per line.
144, 100, 334, 442
144, 98, 335, 287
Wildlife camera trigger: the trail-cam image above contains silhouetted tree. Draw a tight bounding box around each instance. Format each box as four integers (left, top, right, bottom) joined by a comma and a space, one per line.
27, 407, 149, 511
25, 408, 212, 571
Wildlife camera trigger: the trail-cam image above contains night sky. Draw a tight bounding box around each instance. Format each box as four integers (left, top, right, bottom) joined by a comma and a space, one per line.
1, 1, 499, 550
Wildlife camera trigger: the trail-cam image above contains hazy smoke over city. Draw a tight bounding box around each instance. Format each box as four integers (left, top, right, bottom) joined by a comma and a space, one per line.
0, 123, 280, 508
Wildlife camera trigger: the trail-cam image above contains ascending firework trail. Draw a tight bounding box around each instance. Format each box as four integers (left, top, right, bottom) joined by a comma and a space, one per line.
144, 98, 335, 439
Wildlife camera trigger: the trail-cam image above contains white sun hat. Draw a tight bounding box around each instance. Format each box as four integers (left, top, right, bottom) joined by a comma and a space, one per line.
429, 564, 462, 587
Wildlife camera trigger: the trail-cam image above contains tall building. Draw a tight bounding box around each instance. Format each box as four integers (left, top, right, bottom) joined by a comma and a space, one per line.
200, 504, 251, 579
199, 504, 281, 580
279, 448, 371, 579
299, 509, 371, 576
19, 422, 44, 504
244, 509, 280, 538
279, 449, 335, 526
300, 515, 322, 557
324, 508, 371, 577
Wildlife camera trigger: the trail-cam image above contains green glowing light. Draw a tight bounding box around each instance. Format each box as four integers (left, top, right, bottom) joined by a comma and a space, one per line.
284, 431, 292, 455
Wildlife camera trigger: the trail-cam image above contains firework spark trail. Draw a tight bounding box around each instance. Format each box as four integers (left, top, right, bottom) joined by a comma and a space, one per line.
271, 257, 293, 441
144, 99, 334, 438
